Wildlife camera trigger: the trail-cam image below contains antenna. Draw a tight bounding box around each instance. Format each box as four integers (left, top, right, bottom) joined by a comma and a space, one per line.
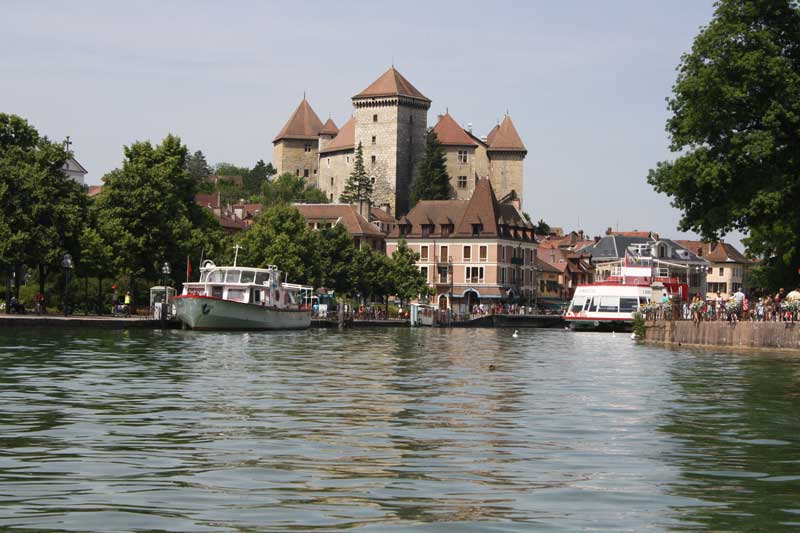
233, 244, 242, 267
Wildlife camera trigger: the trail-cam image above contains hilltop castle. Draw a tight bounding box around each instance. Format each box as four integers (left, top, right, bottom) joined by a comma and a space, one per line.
272, 67, 526, 215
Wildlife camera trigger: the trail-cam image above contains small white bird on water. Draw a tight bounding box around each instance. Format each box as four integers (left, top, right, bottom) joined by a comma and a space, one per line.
512, 330, 519, 338
611, 331, 616, 337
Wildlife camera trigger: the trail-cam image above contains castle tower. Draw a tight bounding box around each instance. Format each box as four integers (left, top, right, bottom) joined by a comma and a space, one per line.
272, 97, 324, 179
318, 117, 339, 153
487, 114, 526, 205
352, 67, 430, 215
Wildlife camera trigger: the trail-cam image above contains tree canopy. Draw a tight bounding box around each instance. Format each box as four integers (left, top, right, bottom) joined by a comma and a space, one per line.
340, 142, 373, 204
647, 0, 800, 289
410, 129, 451, 207
261, 172, 329, 207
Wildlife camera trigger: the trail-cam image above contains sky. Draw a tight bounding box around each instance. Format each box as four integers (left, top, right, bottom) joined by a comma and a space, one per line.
1, 0, 744, 248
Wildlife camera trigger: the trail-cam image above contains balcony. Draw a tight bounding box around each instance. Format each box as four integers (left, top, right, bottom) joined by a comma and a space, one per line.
435, 255, 453, 266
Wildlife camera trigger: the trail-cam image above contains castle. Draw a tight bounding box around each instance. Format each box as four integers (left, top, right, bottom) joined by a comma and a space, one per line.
272, 67, 526, 215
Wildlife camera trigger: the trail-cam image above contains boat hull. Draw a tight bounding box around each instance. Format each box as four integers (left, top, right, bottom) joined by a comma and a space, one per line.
567, 317, 633, 332
174, 296, 311, 330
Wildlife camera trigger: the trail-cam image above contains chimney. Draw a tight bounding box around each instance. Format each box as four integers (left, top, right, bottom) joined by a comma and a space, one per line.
358, 198, 370, 220
381, 202, 391, 215
578, 230, 584, 240
606, 227, 613, 235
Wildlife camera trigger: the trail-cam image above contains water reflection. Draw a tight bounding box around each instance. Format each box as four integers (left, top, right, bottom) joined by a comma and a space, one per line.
0, 328, 798, 531
659, 350, 800, 530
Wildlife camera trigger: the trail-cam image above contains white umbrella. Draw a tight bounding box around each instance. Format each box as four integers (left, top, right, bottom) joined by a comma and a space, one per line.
786, 290, 800, 301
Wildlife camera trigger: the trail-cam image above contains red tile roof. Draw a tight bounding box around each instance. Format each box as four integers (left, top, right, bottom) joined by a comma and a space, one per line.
488, 115, 526, 152
319, 116, 355, 154
195, 192, 221, 208
432, 113, 478, 147
673, 240, 750, 263
353, 67, 430, 102
294, 203, 385, 237
273, 98, 324, 143
320, 118, 339, 136
87, 185, 103, 197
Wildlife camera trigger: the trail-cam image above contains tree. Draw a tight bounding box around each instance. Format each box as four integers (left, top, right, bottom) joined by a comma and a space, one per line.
261, 172, 329, 207
388, 239, 429, 304
0, 114, 87, 304
410, 129, 451, 207
535, 219, 551, 235
94, 134, 219, 299
245, 159, 276, 195
352, 247, 392, 303
340, 142, 372, 204
236, 204, 321, 285
186, 150, 211, 183
647, 0, 800, 289
317, 224, 357, 295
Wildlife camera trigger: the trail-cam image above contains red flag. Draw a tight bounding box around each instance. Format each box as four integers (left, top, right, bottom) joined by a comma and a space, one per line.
186, 255, 192, 282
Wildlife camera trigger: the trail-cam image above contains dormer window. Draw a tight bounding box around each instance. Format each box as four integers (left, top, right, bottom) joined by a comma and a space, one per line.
421, 224, 434, 237
441, 223, 453, 236
399, 224, 411, 236
471, 223, 483, 236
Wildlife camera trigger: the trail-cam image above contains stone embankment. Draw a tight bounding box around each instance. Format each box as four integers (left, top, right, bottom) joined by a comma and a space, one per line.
644, 320, 800, 352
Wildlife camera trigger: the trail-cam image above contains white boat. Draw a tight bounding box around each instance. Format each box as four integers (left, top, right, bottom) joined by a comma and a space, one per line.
174, 260, 312, 330
565, 255, 688, 331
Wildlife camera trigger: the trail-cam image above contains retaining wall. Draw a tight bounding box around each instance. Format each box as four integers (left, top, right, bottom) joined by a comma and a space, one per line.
644, 320, 800, 351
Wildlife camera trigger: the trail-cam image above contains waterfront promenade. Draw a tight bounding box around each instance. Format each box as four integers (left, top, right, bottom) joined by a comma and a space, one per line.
0, 314, 180, 329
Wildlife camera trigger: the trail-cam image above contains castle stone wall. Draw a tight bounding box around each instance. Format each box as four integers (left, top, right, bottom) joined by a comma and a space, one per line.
273, 139, 319, 179
318, 150, 353, 202
489, 151, 524, 203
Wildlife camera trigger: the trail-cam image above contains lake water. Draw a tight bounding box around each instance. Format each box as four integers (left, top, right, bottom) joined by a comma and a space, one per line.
0, 327, 799, 532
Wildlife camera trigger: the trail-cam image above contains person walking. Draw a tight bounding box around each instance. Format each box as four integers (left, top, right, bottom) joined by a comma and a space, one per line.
124, 291, 132, 317
34, 291, 44, 315
111, 286, 119, 316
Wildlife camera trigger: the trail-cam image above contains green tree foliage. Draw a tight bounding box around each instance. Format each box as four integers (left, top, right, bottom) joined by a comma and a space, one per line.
411, 129, 451, 207
214, 162, 250, 179
236, 204, 321, 285
340, 142, 373, 204
352, 247, 392, 302
0, 114, 88, 301
186, 150, 211, 183
647, 0, 800, 289
535, 219, 551, 235
245, 159, 276, 195
95, 134, 220, 288
261, 172, 329, 207
388, 239, 429, 303
317, 224, 357, 294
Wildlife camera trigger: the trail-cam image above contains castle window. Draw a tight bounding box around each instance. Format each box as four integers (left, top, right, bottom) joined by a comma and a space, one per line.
371, 136, 376, 145
346, 156, 351, 164
370, 177, 375, 184
304, 143, 312, 153
296, 169, 300, 176
303, 169, 309, 178
457, 176, 467, 189
330, 177, 334, 186
330, 193, 333, 202
371, 155, 376, 165
327, 157, 330, 167
373, 114, 378, 122
457, 150, 468, 164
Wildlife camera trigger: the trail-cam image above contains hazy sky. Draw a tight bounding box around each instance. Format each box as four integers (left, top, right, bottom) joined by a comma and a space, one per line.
3, 0, 743, 246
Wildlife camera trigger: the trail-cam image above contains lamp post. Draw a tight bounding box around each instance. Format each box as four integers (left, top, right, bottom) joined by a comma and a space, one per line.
160, 261, 171, 328
61, 253, 73, 317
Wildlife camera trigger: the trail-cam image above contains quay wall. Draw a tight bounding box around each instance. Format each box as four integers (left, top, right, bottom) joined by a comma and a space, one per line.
644, 320, 800, 352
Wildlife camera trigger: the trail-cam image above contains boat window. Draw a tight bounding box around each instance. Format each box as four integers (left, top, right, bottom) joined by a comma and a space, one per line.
288, 292, 297, 305
598, 296, 620, 312
199, 271, 208, 282
253, 289, 260, 303
208, 270, 224, 283
226, 288, 246, 302
225, 270, 241, 283
570, 298, 585, 313
211, 286, 223, 298
240, 270, 256, 284
255, 272, 269, 286
639, 296, 649, 306
588, 297, 599, 312
619, 298, 639, 313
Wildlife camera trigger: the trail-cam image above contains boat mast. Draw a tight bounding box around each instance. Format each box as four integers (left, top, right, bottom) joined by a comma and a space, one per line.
233, 244, 242, 267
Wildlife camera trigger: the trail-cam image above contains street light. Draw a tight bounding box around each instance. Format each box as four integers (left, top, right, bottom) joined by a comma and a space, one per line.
61, 253, 73, 317
161, 261, 171, 328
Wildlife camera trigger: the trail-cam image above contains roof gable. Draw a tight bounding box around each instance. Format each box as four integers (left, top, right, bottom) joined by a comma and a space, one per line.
455, 178, 500, 236
273, 98, 324, 143
432, 113, 478, 147
488, 115, 526, 152
353, 67, 430, 102
294, 203, 385, 237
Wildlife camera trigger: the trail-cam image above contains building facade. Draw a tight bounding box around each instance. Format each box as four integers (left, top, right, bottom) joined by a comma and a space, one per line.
385, 178, 537, 313
674, 240, 751, 299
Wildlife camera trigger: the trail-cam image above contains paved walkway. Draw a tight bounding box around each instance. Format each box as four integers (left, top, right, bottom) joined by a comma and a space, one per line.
0, 314, 180, 328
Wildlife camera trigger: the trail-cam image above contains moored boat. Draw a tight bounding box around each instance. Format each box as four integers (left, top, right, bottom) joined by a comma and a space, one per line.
174, 260, 312, 330
565, 252, 688, 331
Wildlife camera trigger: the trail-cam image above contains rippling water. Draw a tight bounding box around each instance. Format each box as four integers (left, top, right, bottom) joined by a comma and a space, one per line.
0, 327, 799, 531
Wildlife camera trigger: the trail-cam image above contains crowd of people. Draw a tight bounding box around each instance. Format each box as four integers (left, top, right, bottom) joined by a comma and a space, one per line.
688, 288, 800, 323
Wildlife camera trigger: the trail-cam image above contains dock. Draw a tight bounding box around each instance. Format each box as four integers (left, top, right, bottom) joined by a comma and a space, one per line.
0, 314, 182, 329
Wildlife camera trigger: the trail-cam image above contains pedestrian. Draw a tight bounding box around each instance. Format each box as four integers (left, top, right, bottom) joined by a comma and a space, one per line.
111, 285, 119, 316
124, 291, 132, 317
34, 291, 44, 315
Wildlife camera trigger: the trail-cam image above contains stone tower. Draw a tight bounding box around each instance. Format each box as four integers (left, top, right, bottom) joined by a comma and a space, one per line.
486, 115, 526, 202
272, 97, 324, 179
351, 67, 430, 215
318, 117, 338, 153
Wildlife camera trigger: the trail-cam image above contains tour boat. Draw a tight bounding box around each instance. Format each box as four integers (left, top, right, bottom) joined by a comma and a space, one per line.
174, 259, 312, 330
565, 255, 688, 331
